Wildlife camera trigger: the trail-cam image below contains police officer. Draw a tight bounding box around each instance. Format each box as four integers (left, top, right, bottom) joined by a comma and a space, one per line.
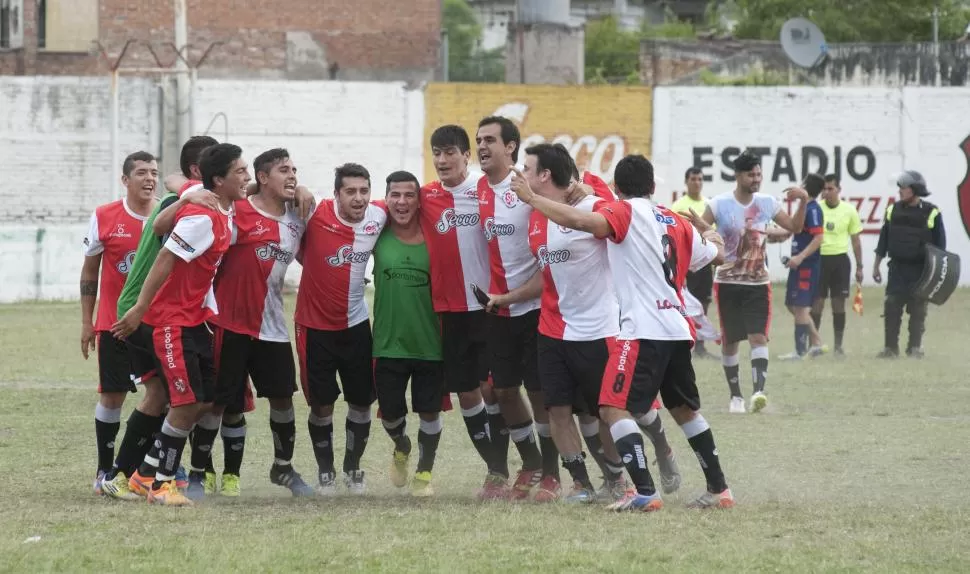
872, 171, 946, 358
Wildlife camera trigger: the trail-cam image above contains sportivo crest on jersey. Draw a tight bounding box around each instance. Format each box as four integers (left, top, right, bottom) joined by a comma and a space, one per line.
362, 221, 381, 235
535, 245, 570, 269
116, 250, 136, 274
256, 242, 295, 264
435, 208, 480, 234
327, 244, 371, 266
502, 190, 519, 208
483, 217, 515, 241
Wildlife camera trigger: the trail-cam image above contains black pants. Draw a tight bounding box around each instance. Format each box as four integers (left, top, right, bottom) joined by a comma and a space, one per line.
884, 262, 928, 352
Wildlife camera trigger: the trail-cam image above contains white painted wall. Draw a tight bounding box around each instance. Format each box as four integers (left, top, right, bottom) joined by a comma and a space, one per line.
652, 86, 970, 285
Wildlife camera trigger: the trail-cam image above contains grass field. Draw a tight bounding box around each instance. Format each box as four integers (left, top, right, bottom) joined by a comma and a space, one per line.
2, 286, 970, 573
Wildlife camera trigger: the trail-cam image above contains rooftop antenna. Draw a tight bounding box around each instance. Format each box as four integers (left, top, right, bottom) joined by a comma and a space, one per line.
780, 17, 828, 69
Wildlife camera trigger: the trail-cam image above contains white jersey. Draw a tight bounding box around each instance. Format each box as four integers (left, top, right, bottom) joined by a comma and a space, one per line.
528, 196, 619, 341
596, 197, 718, 341
477, 172, 540, 317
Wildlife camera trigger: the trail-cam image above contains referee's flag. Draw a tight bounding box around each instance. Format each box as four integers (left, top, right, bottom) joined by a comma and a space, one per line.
852, 283, 864, 315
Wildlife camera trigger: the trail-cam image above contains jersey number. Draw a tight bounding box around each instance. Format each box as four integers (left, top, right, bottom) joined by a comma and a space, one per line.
661, 234, 678, 289
612, 373, 626, 394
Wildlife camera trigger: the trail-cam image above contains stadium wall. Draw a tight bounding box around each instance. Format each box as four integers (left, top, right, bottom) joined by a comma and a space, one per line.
651, 87, 970, 285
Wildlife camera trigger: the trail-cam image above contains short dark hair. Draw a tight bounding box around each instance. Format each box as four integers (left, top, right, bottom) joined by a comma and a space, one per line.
525, 143, 572, 188
684, 167, 703, 181
199, 143, 243, 190
824, 174, 841, 187
568, 155, 580, 181
385, 170, 420, 195
478, 116, 521, 162
180, 135, 219, 179
253, 148, 290, 192
732, 149, 762, 173
613, 154, 655, 198
803, 173, 825, 198
334, 163, 371, 191
430, 125, 471, 153
122, 151, 156, 176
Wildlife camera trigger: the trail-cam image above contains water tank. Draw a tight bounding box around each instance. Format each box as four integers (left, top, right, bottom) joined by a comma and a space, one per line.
516, 0, 570, 25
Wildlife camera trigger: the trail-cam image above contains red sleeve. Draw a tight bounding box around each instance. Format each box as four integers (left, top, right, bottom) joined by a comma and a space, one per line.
594, 200, 633, 243
583, 172, 614, 201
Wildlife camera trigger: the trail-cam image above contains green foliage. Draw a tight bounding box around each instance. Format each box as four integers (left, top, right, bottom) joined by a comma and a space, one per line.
731, 0, 970, 43
699, 67, 794, 85
584, 16, 643, 84
442, 0, 503, 82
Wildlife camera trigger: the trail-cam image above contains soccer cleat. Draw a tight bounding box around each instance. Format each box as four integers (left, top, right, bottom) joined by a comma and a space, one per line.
270, 464, 315, 497
607, 488, 663, 512
344, 470, 367, 495
596, 476, 630, 502
148, 480, 194, 507
316, 472, 338, 497
533, 475, 562, 503
876, 348, 899, 359
128, 470, 153, 498
655, 447, 681, 494
184, 471, 206, 501
477, 472, 509, 501
906, 347, 925, 359
389, 450, 409, 488
834, 347, 845, 357
220, 473, 241, 497
101, 472, 140, 501
175, 466, 189, 490
750, 392, 768, 413
203, 471, 218, 495
410, 471, 434, 497
94, 470, 106, 496
509, 468, 542, 501
564, 481, 597, 504
729, 396, 746, 414
777, 351, 802, 361
686, 488, 735, 509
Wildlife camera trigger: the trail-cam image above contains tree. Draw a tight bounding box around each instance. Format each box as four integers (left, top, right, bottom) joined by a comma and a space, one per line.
585, 16, 642, 84
731, 0, 970, 43
442, 0, 503, 82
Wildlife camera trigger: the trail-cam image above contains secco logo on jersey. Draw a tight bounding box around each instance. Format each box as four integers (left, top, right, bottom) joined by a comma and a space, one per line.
483, 217, 515, 241
116, 250, 137, 274
435, 208, 480, 234
536, 245, 571, 269
362, 221, 381, 235
256, 242, 295, 264
653, 209, 677, 226
327, 244, 371, 267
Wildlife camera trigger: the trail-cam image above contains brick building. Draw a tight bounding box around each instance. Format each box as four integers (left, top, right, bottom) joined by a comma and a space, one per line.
0, 0, 442, 81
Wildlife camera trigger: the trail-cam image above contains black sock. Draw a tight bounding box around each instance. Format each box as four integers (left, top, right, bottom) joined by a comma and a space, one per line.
462, 403, 498, 474
137, 432, 162, 477
509, 421, 542, 471
795, 324, 810, 355
751, 350, 769, 394
611, 419, 655, 496
190, 415, 220, 473
561, 453, 594, 490
308, 414, 335, 476
152, 421, 190, 490
636, 410, 671, 459
833, 312, 846, 349
416, 417, 443, 473
343, 412, 371, 473
110, 409, 164, 479
221, 416, 247, 476
536, 423, 560, 480
723, 360, 742, 398
681, 415, 727, 493
94, 404, 122, 474
269, 408, 296, 466
579, 421, 611, 479
485, 404, 510, 476
811, 310, 822, 330
382, 417, 412, 455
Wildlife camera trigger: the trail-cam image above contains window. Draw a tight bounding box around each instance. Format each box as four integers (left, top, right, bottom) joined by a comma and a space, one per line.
1, 0, 24, 50
37, 0, 98, 52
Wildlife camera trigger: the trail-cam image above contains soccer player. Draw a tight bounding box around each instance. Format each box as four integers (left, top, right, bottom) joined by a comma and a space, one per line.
419, 125, 508, 498
295, 163, 387, 495
476, 116, 560, 501
779, 174, 827, 360
812, 174, 864, 355
509, 154, 734, 511
180, 148, 314, 499
98, 136, 220, 501
81, 151, 158, 492
672, 167, 718, 359
702, 150, 809, 414
373, 170, 444, 497
111, 142, 249, 506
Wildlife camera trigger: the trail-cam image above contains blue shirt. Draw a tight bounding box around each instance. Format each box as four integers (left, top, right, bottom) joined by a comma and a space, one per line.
791, 200, 823, 264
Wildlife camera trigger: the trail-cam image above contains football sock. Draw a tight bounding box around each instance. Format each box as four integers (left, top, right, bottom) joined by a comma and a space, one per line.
94, 404, 122, 474
343, 409, 371, 473
509, 421, 542, 471
484, 403, 510, 476
189, 412, 220, 473
535, 422, 560, 480
416, 416, 443, 473
109, 409, 163, 479
462, 402, 498, 474
382, 416, 412, 455
152, 420, 190, 490
751, 346, 769, 394
811, 310, 822, 330
722, 352, 742, 398
610, 418, 655, 496
579, 420, 613, 480
221, 415, 247, 476
561, 452, 594, 491
794, 324, 810, 355
269, 407, 296, 466
833, 312, 846, 349
680, 414, 727, 493
635, 409, 671, 460
307, 413, 335, 476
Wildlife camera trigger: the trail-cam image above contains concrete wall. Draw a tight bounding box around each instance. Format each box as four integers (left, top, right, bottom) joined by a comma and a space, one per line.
651, 87, 970, 284
504, 23, 585, 85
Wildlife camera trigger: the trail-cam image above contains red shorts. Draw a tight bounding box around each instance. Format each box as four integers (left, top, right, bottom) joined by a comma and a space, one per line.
599, 339, 700, 414
149, 323, 215, 408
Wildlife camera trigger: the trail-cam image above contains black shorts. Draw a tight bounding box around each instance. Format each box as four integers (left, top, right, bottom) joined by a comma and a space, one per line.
537, 334, 611, 411
212, 326, 297, 411
714, 283, 772, 344
126, 324, 158, 385
296, 321, 375, 408
97, 331, 136, 394
818, 254, 851, 299
487, 310, 540, 392
374, 358, 444, 420
440, 310, 489, 393
600, 339, 699, 414
685, 263, 714, 304
147, 322, 216, 407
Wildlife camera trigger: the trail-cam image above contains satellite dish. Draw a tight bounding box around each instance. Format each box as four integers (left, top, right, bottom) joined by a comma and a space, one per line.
780, 17, 828, 69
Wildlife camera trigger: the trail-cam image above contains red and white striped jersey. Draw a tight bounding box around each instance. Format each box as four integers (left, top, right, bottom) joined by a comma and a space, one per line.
595, 198, 717, 342
294, 199, 387, 331
477, 172, 540, 317
528, 196, 619, 341
420, 171, 489, 313
210, 198, 305, 342
82, 198, 150, 331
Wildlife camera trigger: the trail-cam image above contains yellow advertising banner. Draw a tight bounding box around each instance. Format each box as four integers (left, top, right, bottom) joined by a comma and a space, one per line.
424, 83, 652, 185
